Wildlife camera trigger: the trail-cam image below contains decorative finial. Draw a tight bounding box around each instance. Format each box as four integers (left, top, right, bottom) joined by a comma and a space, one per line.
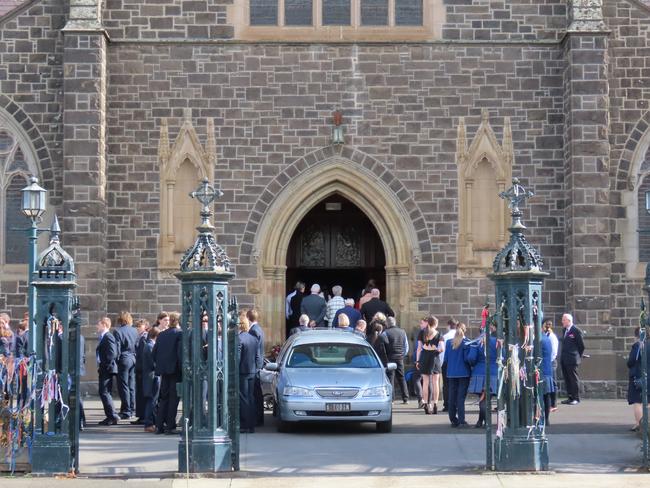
499, 178, 534, 214
49, 214, 61, 245
189, 178, 224, 231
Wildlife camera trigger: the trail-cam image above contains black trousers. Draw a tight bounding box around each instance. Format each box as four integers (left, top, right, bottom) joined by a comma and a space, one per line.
117, 356, 136, 416
253, 374, 264, 426
413, 370, 432, 403
387, 359, 409, 401
135, 370, 144, 419
441, 362, 449, 409
98, 371, 117, 420
239, 374, 256, 431
156, 373, 180, 432
561, 361, 580, 401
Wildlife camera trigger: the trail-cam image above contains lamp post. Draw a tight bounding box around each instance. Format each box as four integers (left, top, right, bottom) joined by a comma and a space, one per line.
20, 175, 47, 354
489, 178, 549, 471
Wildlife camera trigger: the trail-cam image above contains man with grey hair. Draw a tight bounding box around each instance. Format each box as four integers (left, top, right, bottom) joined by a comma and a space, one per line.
333, 298, 362, 329
290, 314, 311, 335
300, 284, 327, 327
383, 316, 410, 404
560, 313, 585, 405
326, 285, 345, 328
354, 319, 367, 338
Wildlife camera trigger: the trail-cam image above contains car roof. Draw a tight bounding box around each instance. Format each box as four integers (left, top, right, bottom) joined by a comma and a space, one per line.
289, 329, 369, 346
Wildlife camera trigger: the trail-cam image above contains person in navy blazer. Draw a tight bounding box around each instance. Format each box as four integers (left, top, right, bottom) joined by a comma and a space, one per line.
152, 311, 182, 434
540, 331, 556, 425
133, 318, 150, 425
443, 323, 471, 427
113, 311, 139, 419
559, 313, 585, 405
238, 313, 260, 433
247, 309, 265, 427
466, 323, 498, 428
142, 327, 160, 432
96, 317, 119, 425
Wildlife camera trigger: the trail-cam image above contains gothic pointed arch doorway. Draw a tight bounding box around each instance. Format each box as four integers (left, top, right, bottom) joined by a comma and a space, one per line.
285, 194, 386, 334
252, 156, 422, 348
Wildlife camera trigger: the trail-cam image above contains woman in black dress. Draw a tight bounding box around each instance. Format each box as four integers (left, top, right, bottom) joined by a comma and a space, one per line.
416, 315, 444, 414
627, 327, 650, 432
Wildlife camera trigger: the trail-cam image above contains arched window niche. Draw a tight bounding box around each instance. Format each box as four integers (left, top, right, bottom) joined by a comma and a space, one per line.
0, 106, 49, 278
158, 109, 216, 271
456, 110, 512, 277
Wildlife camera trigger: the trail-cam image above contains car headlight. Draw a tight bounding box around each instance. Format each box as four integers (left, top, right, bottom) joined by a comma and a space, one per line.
283, 386, 314, 397
363, 386, 389, 397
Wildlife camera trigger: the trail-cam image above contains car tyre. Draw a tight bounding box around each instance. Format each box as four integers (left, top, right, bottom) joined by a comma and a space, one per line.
376, 417, 392, 433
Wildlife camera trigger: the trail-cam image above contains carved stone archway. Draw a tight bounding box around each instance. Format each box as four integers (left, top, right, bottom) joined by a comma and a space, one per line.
252, 156, 422, 347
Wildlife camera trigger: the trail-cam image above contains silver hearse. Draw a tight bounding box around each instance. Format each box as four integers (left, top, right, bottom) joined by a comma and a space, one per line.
265, 329, 395, 433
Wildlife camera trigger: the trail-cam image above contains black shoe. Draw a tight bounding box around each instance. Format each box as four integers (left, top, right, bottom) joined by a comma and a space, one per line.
165, 429, 180, 435
450, 422, 459, 428
433, 404, 438, 415
155, 429, 165, 435
475, 421, 484, 428
568, 400, 579, 405
442, 407, 449, 412
118, 413, 132, 420
402, 399, 409, 405
560, 399, 572, 405
98, 416, 119, 426
130, 418, 144, 425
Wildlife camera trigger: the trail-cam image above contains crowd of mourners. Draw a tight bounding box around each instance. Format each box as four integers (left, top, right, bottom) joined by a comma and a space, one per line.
0, 276, 649, 432
284, 279, 650, 430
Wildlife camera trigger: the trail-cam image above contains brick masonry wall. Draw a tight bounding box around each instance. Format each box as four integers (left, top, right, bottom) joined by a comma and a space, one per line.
106, 42, 566, 331
0, 0, 65, 325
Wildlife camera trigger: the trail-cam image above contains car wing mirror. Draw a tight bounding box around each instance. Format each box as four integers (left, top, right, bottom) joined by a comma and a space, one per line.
264, 362, 279, 371
386, 362, 397, 372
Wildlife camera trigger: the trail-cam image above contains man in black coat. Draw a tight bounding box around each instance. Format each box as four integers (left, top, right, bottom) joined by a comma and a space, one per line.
152, 312, 182, 434
239, 316, 261, 433
560, 313, 585, 405
132, 318, 150, 425
360, 289, 395, 323
96, 317, 120, 425
247, 309, 265, 427
383, 316, 410, 404
113, 311, 139, 419
300, 284, 327, 327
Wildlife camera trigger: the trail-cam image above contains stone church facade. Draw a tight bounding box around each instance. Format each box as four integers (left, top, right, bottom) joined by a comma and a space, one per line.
0, 0, 649, 396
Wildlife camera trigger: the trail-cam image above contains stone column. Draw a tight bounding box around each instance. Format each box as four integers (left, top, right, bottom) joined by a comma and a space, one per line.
563, 1, 613, 391
61, 0, 107, 328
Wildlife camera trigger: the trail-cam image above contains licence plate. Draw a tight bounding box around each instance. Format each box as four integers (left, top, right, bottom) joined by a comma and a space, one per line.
326, 403, 351, 412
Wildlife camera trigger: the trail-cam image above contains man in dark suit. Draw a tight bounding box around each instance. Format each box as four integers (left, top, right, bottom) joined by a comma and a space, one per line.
239, 315, 260, 433
96, 317, 120, 426
300, 284, 327, 327
560, 313, 585, 405
152, 311, 182, 434
113, 311, 139, 419
132, 318, 150, 425
360, 288, 395, 323
247, 309, 265, 427
288, 282, 306, 335
333, 299, 362, 328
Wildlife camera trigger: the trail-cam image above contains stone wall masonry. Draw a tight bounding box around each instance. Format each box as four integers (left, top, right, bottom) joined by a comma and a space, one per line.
0, 0, 65, 325
606, 0, 650, 356
101, 0, 566, 42
106, 42, 566, 332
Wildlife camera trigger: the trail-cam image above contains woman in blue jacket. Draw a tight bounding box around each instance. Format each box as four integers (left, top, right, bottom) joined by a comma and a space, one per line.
540, 331, 556, 426
467, 323, 498, 428
627, 327, 650, 432
443, 322, 470, 427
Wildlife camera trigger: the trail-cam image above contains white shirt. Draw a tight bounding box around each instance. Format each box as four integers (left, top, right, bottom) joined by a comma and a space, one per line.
442, 328, 456, 363
285, 290, 297, 319
547, 331, 559, 362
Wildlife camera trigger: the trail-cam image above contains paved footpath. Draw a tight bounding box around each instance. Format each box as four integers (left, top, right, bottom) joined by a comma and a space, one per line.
1, 398, 649, 487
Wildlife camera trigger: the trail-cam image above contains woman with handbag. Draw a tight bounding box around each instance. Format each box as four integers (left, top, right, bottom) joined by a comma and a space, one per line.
627, 326, 650, 432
